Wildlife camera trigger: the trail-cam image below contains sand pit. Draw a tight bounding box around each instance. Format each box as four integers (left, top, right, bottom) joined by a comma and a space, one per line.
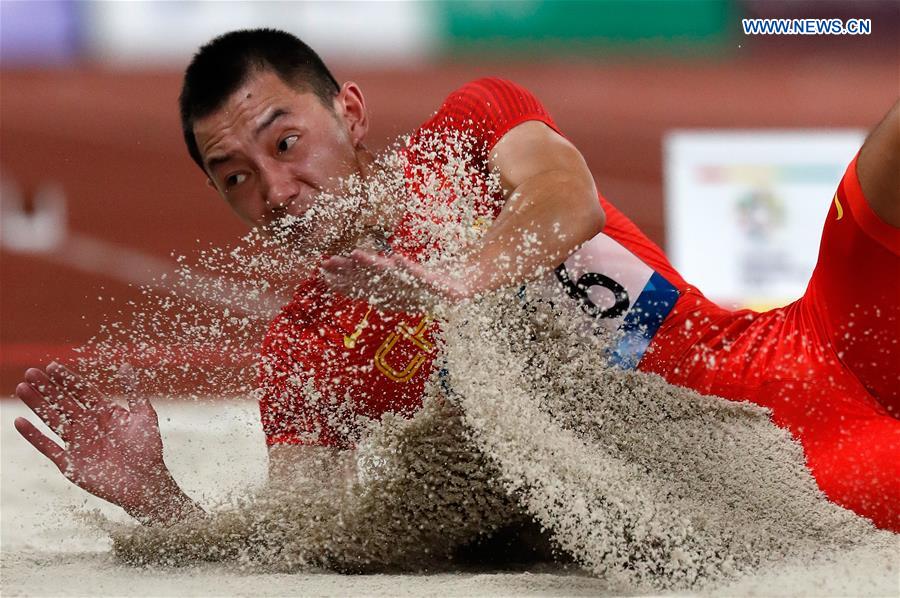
2, 392, 897, 596
0, 398, 614, 597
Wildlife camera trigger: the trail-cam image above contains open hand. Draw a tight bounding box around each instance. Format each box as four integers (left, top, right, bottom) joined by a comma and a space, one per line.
320, 249, 470, 313
14, 362, 200, 524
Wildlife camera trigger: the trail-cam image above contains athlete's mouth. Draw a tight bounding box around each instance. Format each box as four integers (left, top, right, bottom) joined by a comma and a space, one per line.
263, 202, 320, 245
265, 196, 311, 226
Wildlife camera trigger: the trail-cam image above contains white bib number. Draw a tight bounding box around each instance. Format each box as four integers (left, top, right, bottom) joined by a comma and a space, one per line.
529, 232, 680, 368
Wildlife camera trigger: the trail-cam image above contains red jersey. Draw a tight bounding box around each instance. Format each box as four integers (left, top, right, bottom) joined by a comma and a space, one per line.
258, 77, 687, 447
258, 78, 900, 532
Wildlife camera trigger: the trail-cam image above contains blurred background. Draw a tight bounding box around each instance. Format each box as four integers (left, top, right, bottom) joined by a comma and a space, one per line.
1, 0, 898, 392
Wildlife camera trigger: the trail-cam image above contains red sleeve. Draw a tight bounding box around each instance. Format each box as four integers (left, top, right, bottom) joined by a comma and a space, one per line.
421, 77, 564, 153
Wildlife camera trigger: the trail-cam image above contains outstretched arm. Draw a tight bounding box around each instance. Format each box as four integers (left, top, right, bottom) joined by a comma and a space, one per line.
14, 362, 203, 525
322, 121, 604, 311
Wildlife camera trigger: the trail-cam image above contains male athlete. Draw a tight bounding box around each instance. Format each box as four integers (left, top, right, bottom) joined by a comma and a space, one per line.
13, 29, 900, 533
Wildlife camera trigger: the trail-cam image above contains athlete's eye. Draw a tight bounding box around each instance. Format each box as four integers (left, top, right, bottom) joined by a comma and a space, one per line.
277, 135, 299, 154
225, 172, 248, 189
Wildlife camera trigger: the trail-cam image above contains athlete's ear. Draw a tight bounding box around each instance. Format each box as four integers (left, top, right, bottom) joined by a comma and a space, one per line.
335, 82, 368, 147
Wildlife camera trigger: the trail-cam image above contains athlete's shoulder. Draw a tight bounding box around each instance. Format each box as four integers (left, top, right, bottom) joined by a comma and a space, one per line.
436, 77, 546, 117
444, 77, 537, 102
421, 77, 558, 151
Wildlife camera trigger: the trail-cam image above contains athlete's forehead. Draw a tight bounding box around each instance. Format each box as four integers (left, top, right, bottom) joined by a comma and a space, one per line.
193, 71, 322, 167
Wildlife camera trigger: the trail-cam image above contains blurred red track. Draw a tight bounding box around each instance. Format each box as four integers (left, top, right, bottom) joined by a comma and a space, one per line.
2, 54, 897, 391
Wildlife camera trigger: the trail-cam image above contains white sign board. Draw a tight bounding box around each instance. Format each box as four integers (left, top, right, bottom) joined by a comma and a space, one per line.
664, 130, 864, 310
84, 1, 436, 65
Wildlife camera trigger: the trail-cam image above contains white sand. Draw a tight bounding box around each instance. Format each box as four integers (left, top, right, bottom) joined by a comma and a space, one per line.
3, 360, 897, 596
1, 399, 608, 597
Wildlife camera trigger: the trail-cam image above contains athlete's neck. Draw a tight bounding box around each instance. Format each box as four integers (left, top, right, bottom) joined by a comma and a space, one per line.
352, 146, 405, 241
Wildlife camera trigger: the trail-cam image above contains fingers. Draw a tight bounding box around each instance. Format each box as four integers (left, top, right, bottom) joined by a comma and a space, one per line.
14, 417, 68, 472
323, 254, 354, 267
320, 249, 426, 310
350, 250, 421, 284
15, 381, 63, 434
118, 363, 154, 419
320, 255, 354, 276
322, 251, 390, 276
24, 367, 84, 421
126, 393, 157, 421
321, 252, 389, 285
349, 249, 392, 269
320, 257, 362, 295
45, 362, 105, 410
117, 363, 138, 394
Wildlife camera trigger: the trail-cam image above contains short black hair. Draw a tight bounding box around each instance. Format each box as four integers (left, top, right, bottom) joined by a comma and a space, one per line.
179, 28, 340, 170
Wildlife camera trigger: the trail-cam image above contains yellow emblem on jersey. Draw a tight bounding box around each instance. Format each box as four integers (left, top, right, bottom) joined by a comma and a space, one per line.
373, 316, 434, 383
473, 216, 490, 231
833, 192, 844, 221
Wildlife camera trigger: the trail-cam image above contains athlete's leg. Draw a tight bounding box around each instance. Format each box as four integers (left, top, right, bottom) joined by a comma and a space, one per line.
641, 106, 900, 529
802, 108, 900, 415
645, 302, 900, 531
768, 108, 900, 529
641, 113, 900, 529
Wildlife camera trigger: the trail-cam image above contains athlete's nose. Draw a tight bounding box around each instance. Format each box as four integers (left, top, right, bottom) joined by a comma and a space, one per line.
261, 164, 301, 213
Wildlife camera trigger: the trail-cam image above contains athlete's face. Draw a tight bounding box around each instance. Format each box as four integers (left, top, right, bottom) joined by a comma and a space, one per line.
193, 69, 369, 229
